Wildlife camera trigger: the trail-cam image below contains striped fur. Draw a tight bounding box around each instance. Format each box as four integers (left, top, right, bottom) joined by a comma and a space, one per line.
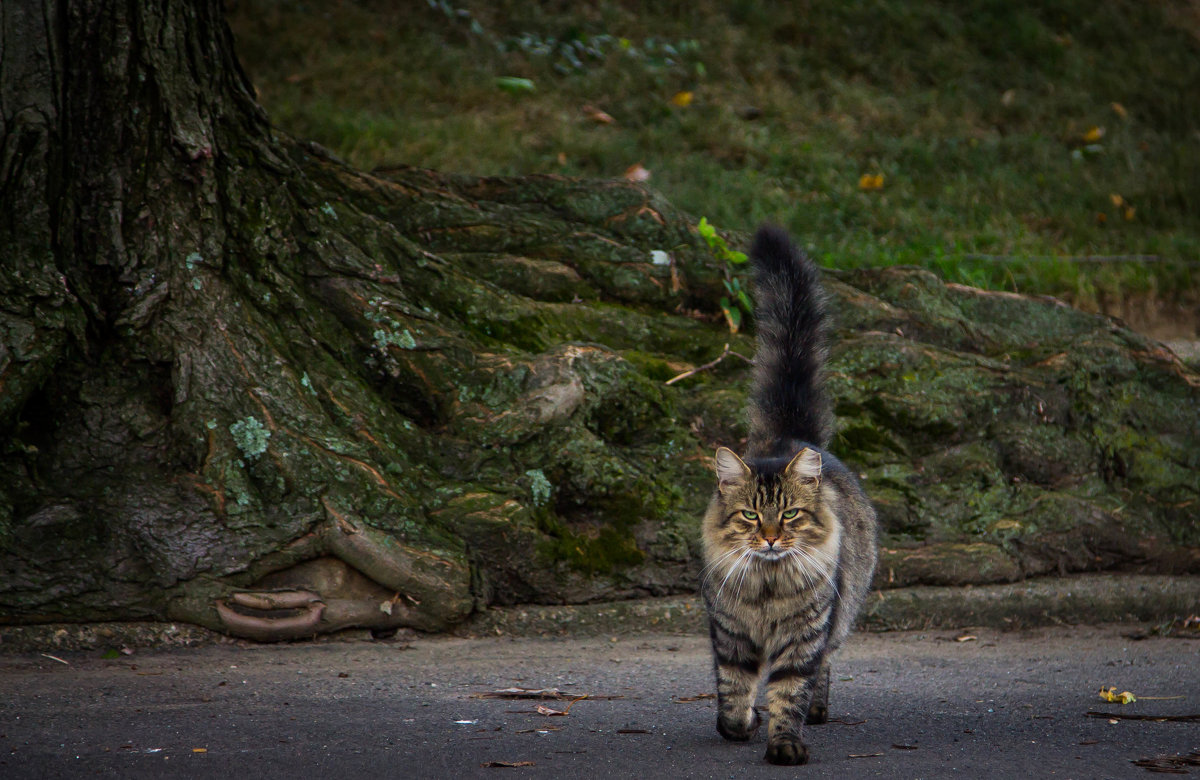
700, 226, 878, 766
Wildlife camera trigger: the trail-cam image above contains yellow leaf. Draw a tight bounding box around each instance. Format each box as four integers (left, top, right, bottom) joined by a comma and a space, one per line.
1109, 193, 1124, 207
1083, 126, 1105, 143
1111, 102, 1127, 119
721, 305, 740, 334
1123, 206, 1136, 221
670, 91, 694, 107
858, 173, 885, 191
1098, 686, 1136, 704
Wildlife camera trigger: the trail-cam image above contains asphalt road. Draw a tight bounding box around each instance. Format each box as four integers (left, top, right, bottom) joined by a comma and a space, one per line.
3, 625, 1198, 779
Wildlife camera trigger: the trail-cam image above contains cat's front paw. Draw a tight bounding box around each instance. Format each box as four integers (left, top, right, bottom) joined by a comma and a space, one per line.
716, 708, 761, 742
765, 738, 809, 765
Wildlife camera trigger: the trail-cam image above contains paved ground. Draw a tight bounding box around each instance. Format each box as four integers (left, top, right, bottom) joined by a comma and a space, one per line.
3, 625, 1198, 778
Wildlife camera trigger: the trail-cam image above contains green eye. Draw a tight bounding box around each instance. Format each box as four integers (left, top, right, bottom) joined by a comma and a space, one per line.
781, 508, 800, 519
741, 510, 758, 521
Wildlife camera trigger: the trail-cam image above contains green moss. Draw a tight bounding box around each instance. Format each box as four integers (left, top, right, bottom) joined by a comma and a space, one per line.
619, 350, 682, 383
533, 511, 646, 574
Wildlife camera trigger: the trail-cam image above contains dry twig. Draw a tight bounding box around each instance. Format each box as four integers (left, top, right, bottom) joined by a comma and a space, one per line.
665, 343, 752, 385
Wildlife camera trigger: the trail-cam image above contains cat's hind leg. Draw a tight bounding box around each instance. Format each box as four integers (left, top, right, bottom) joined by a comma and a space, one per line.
806, 661, 830, 725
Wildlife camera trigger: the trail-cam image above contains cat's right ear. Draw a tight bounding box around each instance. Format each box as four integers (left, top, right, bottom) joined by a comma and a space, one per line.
714, 447, 751, 492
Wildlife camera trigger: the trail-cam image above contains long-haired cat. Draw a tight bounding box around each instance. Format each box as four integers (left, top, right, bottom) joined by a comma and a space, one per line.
700, 225, 878, 765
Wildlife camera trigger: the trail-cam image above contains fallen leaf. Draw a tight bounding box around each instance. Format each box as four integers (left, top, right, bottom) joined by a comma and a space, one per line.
670, 91, 693, 107
1111, 102, 1128, 119
581, 105, 615, 124
1123, 206, 1136, 221
192, 748, 207, 754
623, 163, 651, 182
1001, 89, 1017, 107
1099, 686, 1137, 704
481, 760, 535, 768
955, 634, 978, 643
892, 744, 919, 750
858, 173, 885, 191
674, 693, 716, 702
1110, 193, 1125, 207
1083, 126, 1105, 143
849, 753, 885, 758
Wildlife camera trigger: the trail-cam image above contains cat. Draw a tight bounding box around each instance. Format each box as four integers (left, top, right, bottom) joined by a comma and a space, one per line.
700, 225, 879, 765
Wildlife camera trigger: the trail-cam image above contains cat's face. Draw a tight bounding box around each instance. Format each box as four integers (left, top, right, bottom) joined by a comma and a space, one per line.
710, 447, 831, 563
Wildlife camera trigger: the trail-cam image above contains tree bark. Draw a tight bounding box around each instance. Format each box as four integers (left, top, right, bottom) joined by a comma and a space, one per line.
1, 1, 1197, 640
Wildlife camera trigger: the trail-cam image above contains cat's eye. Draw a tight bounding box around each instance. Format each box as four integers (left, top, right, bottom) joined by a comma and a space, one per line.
741, 510, 759, 521
781, 508, 800, 519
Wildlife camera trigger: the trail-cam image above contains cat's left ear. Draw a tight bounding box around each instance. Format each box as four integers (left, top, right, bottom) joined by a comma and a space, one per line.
785, 447, 822, 483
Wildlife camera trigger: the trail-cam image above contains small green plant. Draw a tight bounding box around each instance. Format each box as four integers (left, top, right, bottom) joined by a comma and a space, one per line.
698, 216, 751, 333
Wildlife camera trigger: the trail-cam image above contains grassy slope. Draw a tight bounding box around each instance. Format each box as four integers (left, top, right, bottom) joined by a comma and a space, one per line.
229, 0, 1199, 321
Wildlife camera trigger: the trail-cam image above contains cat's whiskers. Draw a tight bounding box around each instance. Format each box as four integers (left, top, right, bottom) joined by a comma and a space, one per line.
790, 545, 841, 598
700, 545, 747, 589
714, 547, 753, 603
733, 550, 758, 601
782, 547, 820, 591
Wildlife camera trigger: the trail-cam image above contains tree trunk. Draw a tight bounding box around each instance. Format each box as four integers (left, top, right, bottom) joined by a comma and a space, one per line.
2, 1, 1197, 640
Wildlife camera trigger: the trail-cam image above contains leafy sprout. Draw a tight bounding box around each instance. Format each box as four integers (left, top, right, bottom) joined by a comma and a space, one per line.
698, 217, 751, 333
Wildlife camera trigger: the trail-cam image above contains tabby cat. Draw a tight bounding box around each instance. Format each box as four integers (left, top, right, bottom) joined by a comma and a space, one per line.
700, 225, 879, 766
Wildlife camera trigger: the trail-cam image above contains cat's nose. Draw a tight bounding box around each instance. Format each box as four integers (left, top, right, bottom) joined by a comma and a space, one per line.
763, 535, 779, 547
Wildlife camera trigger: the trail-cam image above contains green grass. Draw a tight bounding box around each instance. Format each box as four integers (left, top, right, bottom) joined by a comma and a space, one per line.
229, 0, 1200, 320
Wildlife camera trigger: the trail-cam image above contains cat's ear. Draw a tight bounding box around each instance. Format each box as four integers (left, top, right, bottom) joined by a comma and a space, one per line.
714, 447, 751, 492
785, 447, 822, 483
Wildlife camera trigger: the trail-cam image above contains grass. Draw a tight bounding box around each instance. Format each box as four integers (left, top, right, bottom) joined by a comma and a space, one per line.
228, 0, 1200, 323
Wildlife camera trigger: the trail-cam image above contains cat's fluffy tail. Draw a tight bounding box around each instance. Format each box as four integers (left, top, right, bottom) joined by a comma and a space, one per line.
747, 224, 833, 451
